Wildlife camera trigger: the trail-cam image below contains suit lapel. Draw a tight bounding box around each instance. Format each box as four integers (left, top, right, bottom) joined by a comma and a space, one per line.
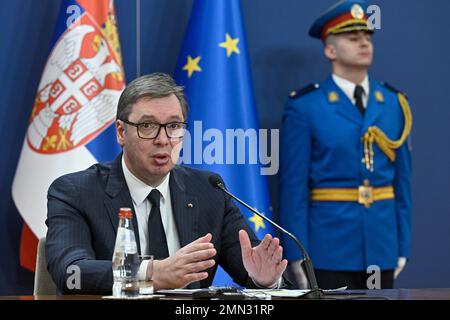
324, 76, 362, 126
169, 167, 201, 289
362, 79, 385, 134
104, 154, 142, 255
169, 166, 199, 248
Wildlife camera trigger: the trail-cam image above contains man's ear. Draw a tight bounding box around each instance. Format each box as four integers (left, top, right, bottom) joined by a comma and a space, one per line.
324, 44, 336, 61
116, 119, 125, 147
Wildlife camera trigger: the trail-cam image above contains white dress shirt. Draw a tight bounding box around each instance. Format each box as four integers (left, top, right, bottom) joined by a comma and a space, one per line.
121, 157, 282, 287
332, 73, 370, 108
121, 157, 181, 280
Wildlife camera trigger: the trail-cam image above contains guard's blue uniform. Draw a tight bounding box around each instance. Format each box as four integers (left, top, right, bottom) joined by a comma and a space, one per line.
279, 76, 412, 271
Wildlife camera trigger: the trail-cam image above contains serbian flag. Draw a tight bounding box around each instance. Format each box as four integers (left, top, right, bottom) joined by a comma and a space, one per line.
12, 0, 124, 271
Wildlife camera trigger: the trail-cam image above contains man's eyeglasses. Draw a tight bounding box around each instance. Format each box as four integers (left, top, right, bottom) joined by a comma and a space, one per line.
121, 119, 188, 139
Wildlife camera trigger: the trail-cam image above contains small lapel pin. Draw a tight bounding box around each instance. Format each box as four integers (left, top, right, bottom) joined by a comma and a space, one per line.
187, 203, 194, 208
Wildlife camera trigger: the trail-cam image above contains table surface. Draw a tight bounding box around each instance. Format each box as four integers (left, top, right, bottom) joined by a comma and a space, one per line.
1, 288, 450, 300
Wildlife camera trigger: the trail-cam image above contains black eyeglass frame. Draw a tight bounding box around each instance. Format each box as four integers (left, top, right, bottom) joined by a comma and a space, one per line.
120, 119, 188, 139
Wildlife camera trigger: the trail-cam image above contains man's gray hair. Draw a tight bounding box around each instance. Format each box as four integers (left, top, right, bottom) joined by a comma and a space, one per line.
116, 73, 188, 121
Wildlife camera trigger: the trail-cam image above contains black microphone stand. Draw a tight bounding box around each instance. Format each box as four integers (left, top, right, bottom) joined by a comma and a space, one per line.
214, 179, 324, 299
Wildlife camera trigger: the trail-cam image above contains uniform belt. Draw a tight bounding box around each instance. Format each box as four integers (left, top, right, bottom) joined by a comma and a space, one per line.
310, 181, 394, 208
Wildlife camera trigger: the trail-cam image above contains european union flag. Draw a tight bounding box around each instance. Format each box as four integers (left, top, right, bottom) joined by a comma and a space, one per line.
174, 0, 275, 286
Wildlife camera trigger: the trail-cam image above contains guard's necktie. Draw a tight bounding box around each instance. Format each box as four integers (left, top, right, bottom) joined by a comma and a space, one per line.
354, 85, 365, 116
147, 189, 169, 259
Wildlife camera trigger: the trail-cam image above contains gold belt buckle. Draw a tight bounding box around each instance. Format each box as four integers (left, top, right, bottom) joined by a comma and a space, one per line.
358, 180, 373, 208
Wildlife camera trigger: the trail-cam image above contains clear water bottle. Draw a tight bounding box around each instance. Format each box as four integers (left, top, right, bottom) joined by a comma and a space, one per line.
112, 208, 140, 297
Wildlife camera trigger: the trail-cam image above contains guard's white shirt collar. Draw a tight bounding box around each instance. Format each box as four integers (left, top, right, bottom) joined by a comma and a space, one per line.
332, 73, 370, 107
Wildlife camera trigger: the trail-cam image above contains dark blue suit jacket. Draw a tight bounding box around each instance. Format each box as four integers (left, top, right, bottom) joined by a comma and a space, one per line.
46, 154, 260, 294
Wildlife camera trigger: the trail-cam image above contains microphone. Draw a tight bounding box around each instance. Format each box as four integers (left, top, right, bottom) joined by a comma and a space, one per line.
208, 175, 324, 299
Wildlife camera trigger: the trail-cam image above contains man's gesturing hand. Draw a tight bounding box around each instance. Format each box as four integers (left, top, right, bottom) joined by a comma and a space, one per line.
152, 233, 216, 290
239, 230, 288, 288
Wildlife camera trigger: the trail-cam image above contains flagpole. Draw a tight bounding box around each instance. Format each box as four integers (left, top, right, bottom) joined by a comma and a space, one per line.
136, 0, 141, 77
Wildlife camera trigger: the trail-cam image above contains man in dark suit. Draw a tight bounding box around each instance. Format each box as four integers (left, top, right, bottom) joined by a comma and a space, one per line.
46, 73, 287, 295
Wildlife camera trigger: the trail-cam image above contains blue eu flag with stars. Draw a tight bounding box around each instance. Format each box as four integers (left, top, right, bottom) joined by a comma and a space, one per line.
174, 0, 275, 286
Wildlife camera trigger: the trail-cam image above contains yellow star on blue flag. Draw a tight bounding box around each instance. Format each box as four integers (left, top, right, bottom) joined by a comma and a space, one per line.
249, 213, 266, 232
219, 33, 240, 57
182, 55, 202, 78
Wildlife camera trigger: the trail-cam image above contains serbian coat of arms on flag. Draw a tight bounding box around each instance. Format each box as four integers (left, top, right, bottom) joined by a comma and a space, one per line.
13, 0, 125, 244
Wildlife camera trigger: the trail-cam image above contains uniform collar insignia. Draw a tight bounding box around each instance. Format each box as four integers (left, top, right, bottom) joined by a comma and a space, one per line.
328, 91, 339, 103
375, 90, 384, 103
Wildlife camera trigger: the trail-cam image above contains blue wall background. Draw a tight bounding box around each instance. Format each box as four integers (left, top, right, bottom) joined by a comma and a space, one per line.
0, 0, 449, 294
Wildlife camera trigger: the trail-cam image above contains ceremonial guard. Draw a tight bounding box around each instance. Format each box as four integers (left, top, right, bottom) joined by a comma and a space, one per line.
279, 0, 413, 289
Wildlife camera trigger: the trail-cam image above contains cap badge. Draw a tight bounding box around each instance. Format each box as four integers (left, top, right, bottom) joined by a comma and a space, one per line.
351, 4, 365, 19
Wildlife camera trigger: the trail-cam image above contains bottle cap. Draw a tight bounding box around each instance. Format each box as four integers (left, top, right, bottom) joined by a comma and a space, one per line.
118, 207, 133, 219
